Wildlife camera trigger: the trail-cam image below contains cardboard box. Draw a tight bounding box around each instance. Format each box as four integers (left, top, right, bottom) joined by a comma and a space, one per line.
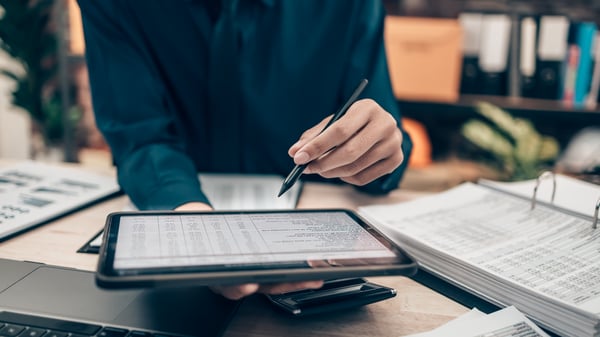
385, 16, 463, 102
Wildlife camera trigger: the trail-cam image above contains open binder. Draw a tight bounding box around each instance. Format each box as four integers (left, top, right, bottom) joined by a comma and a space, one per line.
359, 172, 600, 337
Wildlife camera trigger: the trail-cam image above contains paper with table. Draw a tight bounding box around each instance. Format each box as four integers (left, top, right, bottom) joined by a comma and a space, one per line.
405, 306, 550, 337
358, 175, 600, 337
79, 173, 302, 253
0, 161, 120, 241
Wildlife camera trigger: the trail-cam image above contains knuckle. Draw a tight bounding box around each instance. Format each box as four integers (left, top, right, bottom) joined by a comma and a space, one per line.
382, 118, 399, 135
392, 148, 405, 166
299, 130, 313, 141
385, 152, 404, 174
309, 141, 328, 156
340, 146, 361, 162
331, 125, 352, 140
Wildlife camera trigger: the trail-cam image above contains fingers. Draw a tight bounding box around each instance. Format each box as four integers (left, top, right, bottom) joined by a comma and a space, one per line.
339, 152, 403, 186
210, 281, 325, 300
288, 116, 332, 157
288, 99, 404, 185
308, 119, 400, 175
174, 202, 213, 211
210, 283, 260, 300
258, 280, 324, 295
333, 139, 403, 186
292, 102, 370, 165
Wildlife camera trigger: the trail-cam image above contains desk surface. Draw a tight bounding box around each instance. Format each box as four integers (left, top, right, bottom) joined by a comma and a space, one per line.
0, 161, 468, 337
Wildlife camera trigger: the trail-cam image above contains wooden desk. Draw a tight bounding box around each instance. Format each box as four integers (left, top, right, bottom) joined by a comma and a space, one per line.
0, 164, 468, 337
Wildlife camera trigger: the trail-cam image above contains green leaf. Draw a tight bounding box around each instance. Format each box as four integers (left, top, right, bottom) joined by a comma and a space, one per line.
461, 120, 513, 158
0, 0, 64, 145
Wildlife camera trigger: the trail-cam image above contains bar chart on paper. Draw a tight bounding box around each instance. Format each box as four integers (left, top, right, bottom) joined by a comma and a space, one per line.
0, 161, 121, 241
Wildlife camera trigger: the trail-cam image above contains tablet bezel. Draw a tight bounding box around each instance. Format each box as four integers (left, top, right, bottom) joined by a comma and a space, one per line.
96, 209, 418, 289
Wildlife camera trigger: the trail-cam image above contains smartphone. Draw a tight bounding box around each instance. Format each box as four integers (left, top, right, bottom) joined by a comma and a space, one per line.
266, 278, 396, 316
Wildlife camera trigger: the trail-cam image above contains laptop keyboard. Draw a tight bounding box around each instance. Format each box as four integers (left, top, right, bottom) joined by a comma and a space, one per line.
0, 312, 179, 337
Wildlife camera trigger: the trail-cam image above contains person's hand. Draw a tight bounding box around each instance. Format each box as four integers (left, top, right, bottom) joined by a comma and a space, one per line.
174, 202, 213, 211
288, 99, 404, 186
174, 202, 324, 300
210, 281, 324, 301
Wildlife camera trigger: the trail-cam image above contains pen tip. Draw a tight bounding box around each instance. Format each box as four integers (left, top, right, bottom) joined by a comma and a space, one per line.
277, 185, 288, 198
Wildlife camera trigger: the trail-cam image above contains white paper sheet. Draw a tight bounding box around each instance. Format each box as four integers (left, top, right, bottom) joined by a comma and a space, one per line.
405, 306, 550, 337
359, 182, 600, 337
0, 161, 120, 240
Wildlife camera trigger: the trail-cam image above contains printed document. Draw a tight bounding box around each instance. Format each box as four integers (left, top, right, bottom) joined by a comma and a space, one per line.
359, 182, 600, 337
406, 306, 550, 337
113, 211, 393, 269
0, 161, 120, 240
86, 173, 302, 249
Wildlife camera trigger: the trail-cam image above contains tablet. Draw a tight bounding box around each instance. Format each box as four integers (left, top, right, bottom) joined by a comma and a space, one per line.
96, 209, 418, 288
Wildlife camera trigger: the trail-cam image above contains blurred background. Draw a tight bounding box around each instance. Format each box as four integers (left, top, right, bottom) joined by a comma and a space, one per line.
1, 0, 599, 187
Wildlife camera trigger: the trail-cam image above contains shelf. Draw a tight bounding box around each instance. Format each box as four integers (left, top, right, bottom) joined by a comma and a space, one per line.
397, 94, 600, 159
398, 95, 600, 123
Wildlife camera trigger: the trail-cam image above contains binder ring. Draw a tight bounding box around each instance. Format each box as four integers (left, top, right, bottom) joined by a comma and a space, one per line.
593, 197, 599, 230
531, 171, 556, 210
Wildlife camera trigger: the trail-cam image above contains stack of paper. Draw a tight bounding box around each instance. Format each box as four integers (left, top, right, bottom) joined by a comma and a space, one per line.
359, 179, 600, 337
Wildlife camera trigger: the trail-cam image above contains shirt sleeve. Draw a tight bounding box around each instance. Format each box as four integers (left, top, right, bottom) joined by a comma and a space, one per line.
78, 2, 210, 210
341, 0, 413, 195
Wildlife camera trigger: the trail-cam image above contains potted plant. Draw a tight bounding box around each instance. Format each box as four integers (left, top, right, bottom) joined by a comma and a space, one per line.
460, 102, 560, 180
0, 0, 79, 160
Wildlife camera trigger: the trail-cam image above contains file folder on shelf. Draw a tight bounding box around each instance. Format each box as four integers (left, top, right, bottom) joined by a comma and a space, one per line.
359, 173, 600, 337
519, 16, 538, 98
535, 16, 570, 99
458, 12, 484, 95
573, 22, 598, 108
478, 14, 511, 96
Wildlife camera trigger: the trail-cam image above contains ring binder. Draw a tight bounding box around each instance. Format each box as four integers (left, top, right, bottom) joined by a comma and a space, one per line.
531, 171, 600, 230
594, 197, 599, 230
359, 178, 600, 337
530, 171, 556, 210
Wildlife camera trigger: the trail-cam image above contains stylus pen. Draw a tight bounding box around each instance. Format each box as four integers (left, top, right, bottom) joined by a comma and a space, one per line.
278, 79, 369, 197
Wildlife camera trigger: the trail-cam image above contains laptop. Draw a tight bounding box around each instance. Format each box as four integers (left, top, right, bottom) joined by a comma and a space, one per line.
0, 258, 240, 337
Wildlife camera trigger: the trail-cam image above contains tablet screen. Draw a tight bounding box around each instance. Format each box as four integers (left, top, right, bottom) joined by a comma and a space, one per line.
97, 210, 417, 287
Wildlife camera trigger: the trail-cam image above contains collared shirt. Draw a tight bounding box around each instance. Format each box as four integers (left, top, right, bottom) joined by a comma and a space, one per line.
78, 0, 412, 210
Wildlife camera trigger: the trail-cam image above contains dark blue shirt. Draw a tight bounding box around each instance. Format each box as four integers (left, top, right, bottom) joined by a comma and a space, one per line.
78, 0, 412, 210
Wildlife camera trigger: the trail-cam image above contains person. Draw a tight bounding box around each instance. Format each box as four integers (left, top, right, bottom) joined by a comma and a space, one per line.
78, 0, 413, 300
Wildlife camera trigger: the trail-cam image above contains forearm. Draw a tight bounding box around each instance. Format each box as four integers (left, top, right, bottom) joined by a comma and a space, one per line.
116, 144, 211, 210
